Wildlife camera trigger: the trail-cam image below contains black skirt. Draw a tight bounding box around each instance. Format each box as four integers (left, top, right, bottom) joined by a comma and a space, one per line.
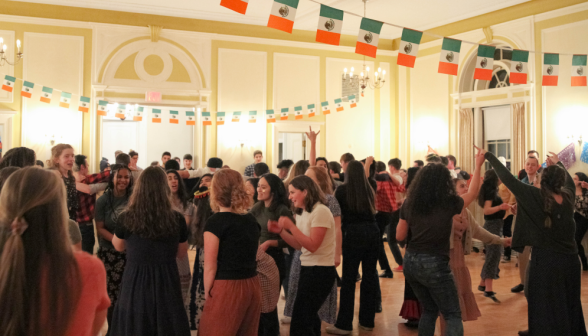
527, 247, 587, 336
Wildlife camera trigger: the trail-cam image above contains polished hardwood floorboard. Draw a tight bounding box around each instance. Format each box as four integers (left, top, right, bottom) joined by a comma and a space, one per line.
177, 244, 588, 336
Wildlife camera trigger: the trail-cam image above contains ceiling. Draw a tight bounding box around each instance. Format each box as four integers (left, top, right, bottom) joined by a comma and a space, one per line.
11, 0, 530, 39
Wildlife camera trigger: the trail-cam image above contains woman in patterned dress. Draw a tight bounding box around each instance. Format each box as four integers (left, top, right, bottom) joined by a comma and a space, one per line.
95, 164, 133, 335
167, 169, 195, 313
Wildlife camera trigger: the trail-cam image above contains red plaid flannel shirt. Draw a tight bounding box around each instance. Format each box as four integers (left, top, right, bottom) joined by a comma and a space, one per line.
376, 177, 405, 213
76, 171, 110, 223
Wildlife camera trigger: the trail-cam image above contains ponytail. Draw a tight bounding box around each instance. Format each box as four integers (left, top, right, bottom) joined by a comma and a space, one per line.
0, 231, 27, 335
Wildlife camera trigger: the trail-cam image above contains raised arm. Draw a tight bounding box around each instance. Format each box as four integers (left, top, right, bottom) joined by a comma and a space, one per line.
460, 147, 484, 208
306, 126, 320, 167
478, 146, 528, 197
548, 152, 575, 194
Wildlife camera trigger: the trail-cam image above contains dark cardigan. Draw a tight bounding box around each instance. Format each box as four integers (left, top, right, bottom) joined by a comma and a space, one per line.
485, 152, 577, 254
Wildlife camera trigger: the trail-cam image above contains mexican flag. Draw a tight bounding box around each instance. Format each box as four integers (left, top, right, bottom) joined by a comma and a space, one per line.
266, 110, 276, 123
335, 98, 344, 112
115, 105, 126, 118
97, 100, 108, 116
438, 38, 461, 76
280, 108, 289, 120
220, 0, 248, 15
398, 28, 423, 68
307, 104, 316, 117
474, 45, 496, 81
348, 95, 357, 108
249, 111, 257, 123
510, 49, 529, 84
294, 106, 303, 120
2, 75, 15, 92
40, 87, 53, 104
268, 0, 299, 34
571, 54, 587, 87
78, 96, 90, 113
186, 111, 195, 125
170, 110, 179, 124
202, 112, 212, 126
232, 111, 242, 122
152, 109, 162, 123
59, 92, 71, 109
134, 106, 144, 121
21, 81, 34, 98
355, 18, 383, 58
542, 53, 559, 86
217, 112, 226, 125
316, 5, 343, 46
321, 101, 330, 115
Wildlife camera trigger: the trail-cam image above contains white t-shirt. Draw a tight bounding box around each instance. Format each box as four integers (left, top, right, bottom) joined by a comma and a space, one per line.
187, 167, 215, 179
296, 203, 336, 267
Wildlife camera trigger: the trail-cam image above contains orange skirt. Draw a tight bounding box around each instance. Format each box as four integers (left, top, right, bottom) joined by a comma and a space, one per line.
449, 238, 481, 322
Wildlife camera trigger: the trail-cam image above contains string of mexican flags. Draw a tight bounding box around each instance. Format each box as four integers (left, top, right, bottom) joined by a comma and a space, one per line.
220, 0, 588, 87
0, 72, 360, 126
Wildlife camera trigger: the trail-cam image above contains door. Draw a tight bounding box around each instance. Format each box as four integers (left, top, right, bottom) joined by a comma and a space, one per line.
102, 120, 139, 164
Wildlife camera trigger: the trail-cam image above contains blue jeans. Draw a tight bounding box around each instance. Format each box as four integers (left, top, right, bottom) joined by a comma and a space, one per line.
404, 251, 463, 336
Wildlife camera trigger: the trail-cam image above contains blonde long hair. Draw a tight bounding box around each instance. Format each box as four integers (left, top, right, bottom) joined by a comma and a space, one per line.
0, 167, 81, 336
210, 169, 251, 213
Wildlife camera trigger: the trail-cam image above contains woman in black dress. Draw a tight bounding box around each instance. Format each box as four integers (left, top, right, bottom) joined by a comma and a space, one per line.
481, 147, 587, 336
111, 166, 190, 336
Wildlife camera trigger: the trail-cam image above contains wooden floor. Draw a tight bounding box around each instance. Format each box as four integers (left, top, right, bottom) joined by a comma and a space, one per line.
185, 244, 588, 336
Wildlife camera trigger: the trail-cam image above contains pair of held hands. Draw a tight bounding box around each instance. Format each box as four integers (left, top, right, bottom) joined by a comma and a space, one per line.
257, 217, 293, 253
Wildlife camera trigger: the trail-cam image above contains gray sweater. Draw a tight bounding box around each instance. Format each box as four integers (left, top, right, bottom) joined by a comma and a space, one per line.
486, 152, 577, 254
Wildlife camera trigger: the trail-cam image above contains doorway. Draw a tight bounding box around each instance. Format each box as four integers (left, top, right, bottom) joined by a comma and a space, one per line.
279, 132, 306, 163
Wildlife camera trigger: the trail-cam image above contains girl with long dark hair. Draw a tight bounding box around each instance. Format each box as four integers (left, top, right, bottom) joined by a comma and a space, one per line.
189, 186, 213, 331
167, 169, 195, 311
326, 160, 378, 334
476, 169, 511, 301
482, 147, 587, 335
573, 172, 588, 270
0, 146, 35, 169
95, 164, 133, 335
396, 149, 484, 336
111, 166, 190, 335
0, 167, 109, 336
269, 175, 336, 336
250, 173, 293, 334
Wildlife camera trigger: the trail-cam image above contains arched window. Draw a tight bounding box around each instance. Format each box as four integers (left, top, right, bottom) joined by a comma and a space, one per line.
458, 44, 523, 93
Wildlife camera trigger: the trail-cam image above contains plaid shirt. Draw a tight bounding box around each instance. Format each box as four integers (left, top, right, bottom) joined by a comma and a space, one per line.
244, 163, 255, 177
256, 250, 280, 313
375, 177, 405, 213
76, 171, 111, 223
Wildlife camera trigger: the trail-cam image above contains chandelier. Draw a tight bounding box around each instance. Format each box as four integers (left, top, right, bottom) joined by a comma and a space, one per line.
0, 38, 23, 67
342, 0, 386, 95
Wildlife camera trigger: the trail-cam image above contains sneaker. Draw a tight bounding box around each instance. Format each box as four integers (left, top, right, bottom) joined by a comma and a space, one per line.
405, 320, 419, 328
379, 271, 393, 278
484, 291, 501, 303
477, 285, 485, 292
392, 266, 403, 272
511, 284, 524, 293
280, 317, 291, 324
359, 324, 374, 331
501, 257, 511, 263
325, 326, 351, 335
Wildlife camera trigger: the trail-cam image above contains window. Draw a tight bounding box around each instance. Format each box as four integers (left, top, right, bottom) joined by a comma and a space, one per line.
486, 139, 511, 171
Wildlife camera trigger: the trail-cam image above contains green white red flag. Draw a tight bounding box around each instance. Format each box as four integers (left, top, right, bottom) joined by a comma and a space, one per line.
294, 106, 303, 119
97, 100, 108, 116
40, 87, 53, 104
186, 111, 195, 125
115, 105, 126, 118
134, 107, 144, 121
542, 53, 559, 86
268, 0, 299, 34
307, 104, 316, 117
1, 75, 15, 92
170, 110, 179, 124
21, 81, 34, 98
509, 50, 529, 84
334, 98, 343, 112
321, 101, 330, 115
348, 95, 357, 108
59, 92, 71, 109
232, 111, 242, 122
280, 108, 289, 120
202, 112, 212, 126
249, 111, 257, 123
438, 38, 461, 76
220, 0, 248, 15
316, 5, 343, 46
398, 28, 423, 68
474, 45, 496, 81
571, 54, 587, 87
266, 110, 276, 123
217, 112, 226, 125
152, 109, 162, 123
355, 18, 383, 58
78, 96, 90, 113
